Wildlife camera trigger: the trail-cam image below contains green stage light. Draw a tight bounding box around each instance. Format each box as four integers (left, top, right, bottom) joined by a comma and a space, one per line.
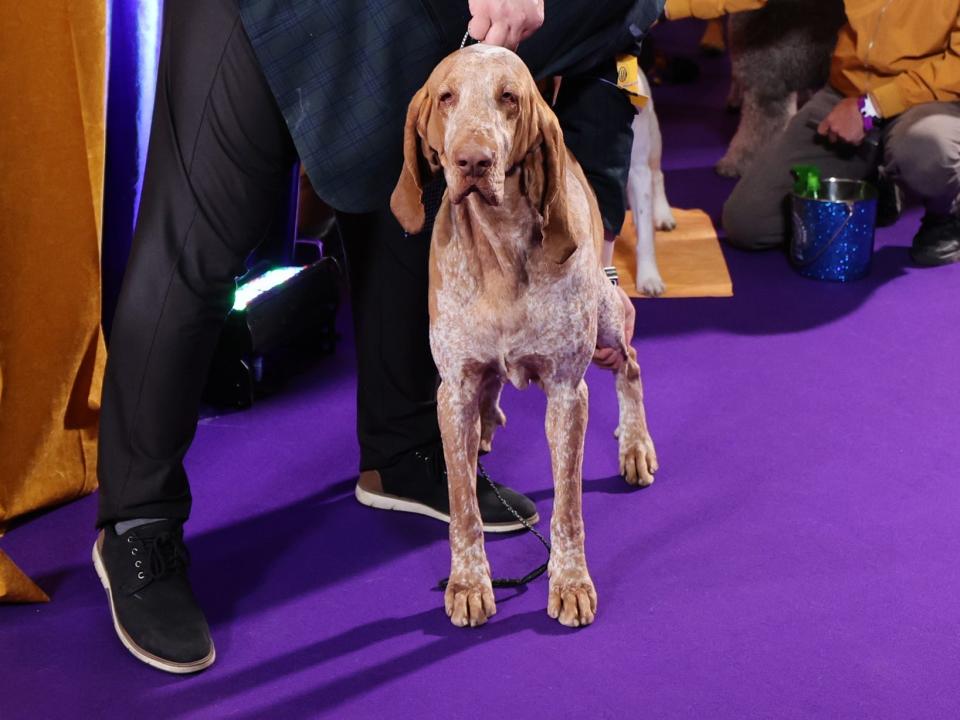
206, 259, 341, 409
233, 266, 305, 311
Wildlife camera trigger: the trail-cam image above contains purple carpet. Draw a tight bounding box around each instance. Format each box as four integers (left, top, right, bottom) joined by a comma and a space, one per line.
4, 19, 960, 719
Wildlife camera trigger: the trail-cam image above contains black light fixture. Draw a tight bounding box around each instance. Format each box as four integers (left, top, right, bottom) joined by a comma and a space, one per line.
203, 257, 341, 409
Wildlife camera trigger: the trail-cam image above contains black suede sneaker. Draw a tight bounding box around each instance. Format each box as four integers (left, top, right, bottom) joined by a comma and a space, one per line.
355, 444, 539, 533
910, 213, 960, 267
92, 521, 215, 674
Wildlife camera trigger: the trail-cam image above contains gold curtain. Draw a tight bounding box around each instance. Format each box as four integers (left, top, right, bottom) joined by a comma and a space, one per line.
0, 0, 107, 602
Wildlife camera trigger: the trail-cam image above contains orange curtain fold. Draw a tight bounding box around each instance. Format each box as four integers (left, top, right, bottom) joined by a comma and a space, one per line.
0, 0, 107, 599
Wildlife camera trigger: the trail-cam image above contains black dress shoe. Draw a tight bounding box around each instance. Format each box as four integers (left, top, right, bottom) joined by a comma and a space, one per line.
910, 213, 960, 267
93, 521, 215, 674
355, 444, 539, 533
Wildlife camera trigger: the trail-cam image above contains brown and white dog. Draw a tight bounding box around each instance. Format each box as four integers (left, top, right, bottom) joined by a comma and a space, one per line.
391, 45, 658, 629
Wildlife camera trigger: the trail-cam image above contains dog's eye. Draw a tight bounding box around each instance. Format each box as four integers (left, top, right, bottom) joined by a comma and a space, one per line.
501, 91, 517, 104
438, 91, 454, 104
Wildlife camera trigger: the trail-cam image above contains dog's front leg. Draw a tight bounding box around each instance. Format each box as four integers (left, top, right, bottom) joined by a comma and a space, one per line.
438, 378, 496, 627
544, 379, 597, 628
627, 114, 665, 298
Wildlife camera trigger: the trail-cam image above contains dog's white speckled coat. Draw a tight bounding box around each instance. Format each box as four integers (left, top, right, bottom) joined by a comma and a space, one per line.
391, 46, 658, 629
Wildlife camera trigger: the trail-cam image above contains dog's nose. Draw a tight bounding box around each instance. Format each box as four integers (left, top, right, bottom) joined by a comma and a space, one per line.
455, 146, 494, 178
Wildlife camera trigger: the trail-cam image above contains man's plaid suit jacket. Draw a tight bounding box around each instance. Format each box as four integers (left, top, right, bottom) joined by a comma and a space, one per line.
238, 0, 664, 213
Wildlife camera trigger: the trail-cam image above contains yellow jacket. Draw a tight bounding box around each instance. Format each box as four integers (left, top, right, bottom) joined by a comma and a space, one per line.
830, 0, 960, 118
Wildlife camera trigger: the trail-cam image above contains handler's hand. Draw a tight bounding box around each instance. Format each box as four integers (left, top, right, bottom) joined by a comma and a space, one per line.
664, 0, 767, 20
817, 97, 866, 146
592, 287, 636, 372
468, 0, 544, 50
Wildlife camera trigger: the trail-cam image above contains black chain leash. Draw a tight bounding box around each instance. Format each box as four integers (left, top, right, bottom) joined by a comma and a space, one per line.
438, 464, 551, 590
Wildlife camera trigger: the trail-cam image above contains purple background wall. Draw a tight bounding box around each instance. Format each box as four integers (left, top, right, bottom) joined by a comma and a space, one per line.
101, 0, 162, 336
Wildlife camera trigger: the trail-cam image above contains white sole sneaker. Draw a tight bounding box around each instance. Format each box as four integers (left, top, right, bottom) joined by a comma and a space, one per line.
92, 535, 215, 674
354, 484, 538, 534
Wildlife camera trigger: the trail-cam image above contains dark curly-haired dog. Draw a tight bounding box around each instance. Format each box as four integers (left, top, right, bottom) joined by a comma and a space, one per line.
716, 0, 846, 178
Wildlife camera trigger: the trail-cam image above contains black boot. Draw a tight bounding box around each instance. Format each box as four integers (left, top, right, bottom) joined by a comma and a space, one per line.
910, 213, 960, 267
355, 443, 539, 533
93, 521, 215, 673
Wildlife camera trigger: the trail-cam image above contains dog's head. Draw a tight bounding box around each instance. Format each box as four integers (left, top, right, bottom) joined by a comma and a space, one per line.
391, 45, 576, 263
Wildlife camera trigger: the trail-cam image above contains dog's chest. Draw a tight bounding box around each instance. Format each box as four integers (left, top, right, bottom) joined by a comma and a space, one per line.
430, 230, 597, 386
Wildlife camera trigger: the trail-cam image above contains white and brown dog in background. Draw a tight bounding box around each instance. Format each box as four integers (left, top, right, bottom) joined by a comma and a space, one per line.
608, 69, 676, 296
392, 45, 658, 629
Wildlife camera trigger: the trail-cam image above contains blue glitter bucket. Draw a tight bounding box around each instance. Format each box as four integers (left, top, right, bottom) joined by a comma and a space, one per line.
790, 178, 878, 282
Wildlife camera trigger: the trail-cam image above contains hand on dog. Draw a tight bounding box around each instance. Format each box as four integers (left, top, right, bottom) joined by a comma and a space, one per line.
468, 0, 544, 50
593, 287, 636, 372
817, 98, 866, 146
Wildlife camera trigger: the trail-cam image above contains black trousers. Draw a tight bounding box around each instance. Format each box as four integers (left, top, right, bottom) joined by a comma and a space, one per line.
97, 0, 639, 526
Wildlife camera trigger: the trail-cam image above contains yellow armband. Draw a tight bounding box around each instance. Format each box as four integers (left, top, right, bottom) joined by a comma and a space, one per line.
616, 55, 648, 110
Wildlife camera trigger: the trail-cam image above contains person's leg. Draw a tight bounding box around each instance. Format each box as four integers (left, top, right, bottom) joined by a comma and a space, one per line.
337, 182, 445, 473
722, 87, 880, 250
94, 0, 296, 673
553, 61, 635, 238
883, 101, 960, 266
97, 0, 297, 527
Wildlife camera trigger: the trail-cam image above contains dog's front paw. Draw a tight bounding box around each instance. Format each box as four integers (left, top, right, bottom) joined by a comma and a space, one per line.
444, 574, 496, 628
547, 572, 597, 628
619, 429, 658, 487
636, 273, 666, 297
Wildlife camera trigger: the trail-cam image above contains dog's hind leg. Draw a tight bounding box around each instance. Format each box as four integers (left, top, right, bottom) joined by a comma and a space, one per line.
478, 376, 506, 455
646, 97, 676, 232
543, 377, 597, 628
438, 377, 496, 627
597, 282, 658, 487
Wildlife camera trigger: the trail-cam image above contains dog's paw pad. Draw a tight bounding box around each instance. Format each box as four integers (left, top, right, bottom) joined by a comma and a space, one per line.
548, 577, 597, 628
444, 578, 496, 628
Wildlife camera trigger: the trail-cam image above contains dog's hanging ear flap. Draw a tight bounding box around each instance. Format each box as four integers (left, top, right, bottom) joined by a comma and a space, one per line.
521, 143, 546, 223
535, 99, 578, 265
391, 87, 431, 234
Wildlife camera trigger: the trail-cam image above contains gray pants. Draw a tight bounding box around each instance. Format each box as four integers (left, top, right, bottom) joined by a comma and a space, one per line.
723, 86, 960, 250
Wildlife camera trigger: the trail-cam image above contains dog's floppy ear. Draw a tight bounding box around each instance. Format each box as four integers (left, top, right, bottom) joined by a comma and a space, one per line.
521, 94, 577, 265
391, 86, 432, 234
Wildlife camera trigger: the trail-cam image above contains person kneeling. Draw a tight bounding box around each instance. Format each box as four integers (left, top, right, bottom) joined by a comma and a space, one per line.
722, 0, 960, 267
